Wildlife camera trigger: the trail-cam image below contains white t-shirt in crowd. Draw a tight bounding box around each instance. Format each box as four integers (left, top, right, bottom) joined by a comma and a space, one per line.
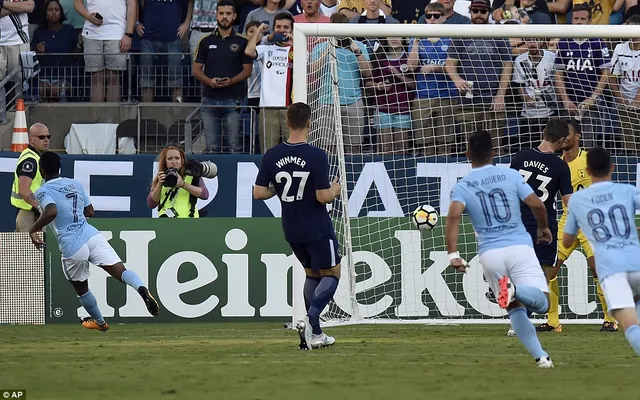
81, 0, 127, 41
0, 13, 29, 45
256, 44, 293, 108
320, 1, 338, 16
513, 49, 557, 118
611, 41, 640, 102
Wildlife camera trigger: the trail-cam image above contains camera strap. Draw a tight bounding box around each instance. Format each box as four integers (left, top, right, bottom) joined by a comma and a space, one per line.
159, 187, 179, 211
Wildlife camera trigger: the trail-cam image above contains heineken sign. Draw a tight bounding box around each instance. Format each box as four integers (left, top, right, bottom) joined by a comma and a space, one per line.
46, 219, 605, 323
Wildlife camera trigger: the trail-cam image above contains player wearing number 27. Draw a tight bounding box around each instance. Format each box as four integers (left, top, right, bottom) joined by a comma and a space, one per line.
563, 147, 640, 356
253, 102, 342, 350
29, 152, 159, 332
446, 130, 554, 368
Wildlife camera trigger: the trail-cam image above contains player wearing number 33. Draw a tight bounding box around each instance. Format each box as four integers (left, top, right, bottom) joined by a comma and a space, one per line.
562, 147, 640, 356
446, 130, 554, 368
253, 102, 342, 351
28, 152, 159, 332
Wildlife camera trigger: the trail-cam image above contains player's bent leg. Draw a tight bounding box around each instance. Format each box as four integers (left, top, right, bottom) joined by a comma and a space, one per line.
305, 263, 341, 349
71, 280, 109, 332
587, 257, 618, 331
611, 308, 640, 355
538, 261, 563, 333
507, 304, 553, 368
102, 263, 159, 317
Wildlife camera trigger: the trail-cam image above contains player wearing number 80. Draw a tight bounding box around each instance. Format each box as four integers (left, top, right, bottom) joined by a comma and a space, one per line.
253, 102, 342, 350
563, 147, 640, 356
447, 130, 554, 368
29, 152, 159, 332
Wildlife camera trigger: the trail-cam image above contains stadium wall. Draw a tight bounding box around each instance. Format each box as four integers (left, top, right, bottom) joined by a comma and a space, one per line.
43, 218, 606, 324
2, 152, 639, 232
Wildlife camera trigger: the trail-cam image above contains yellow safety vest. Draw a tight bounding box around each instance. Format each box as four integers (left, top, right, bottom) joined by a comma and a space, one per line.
158, 175, 199, 218
11, 147, 42, 211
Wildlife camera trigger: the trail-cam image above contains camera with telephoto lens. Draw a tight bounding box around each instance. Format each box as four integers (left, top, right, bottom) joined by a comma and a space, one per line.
185, 160, 218, 179
163, 168, 180, 187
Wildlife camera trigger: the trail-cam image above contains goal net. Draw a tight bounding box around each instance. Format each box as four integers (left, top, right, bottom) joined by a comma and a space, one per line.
291, 23, 640, 325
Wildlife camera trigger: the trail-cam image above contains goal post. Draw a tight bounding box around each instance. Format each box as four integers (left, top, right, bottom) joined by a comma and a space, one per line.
291, 23, 640, 326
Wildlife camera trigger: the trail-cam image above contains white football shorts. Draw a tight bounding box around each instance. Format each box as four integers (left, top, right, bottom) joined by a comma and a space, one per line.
61, 234, 122, 282
479, 244, 549, 298
600, 272, 640, 312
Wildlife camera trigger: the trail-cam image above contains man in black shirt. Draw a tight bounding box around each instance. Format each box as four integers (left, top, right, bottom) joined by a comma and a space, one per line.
193, 0, 252, 154
254, 102, 341, 351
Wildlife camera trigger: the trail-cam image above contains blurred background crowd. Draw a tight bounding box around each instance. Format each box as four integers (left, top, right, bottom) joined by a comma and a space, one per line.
2, 0, 640, 156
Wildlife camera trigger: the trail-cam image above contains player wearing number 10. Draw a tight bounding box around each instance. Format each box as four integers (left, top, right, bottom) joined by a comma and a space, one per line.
29, 152, 159, 332
446, 131, 554, 368
253, 102, 342, 350
563, 147, 640, 356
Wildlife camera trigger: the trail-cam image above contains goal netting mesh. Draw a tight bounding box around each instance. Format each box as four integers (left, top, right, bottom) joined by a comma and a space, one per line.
293, 24, 640, 325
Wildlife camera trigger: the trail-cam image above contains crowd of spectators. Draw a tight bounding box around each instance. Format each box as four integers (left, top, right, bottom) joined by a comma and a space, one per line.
2, 0, 640, 155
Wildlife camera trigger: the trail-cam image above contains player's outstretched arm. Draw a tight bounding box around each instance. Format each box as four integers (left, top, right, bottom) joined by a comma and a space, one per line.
253, 184, 277, 200
523, 193, 552, 244
445, 201, 468, 273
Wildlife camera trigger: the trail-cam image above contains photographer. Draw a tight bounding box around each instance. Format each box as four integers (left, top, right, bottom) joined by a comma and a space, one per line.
147, 146, 214, 218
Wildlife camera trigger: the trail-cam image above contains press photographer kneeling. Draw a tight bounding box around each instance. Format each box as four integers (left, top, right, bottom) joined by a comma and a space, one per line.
147, 146, 216, 218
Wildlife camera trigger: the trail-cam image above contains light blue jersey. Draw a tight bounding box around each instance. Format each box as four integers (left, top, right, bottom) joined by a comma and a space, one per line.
451, 165, 535, 254
35, 177, 99, 258
564, 181, 640, 280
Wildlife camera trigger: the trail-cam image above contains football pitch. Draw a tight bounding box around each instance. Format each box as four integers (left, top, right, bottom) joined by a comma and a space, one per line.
1, 323, 637, 400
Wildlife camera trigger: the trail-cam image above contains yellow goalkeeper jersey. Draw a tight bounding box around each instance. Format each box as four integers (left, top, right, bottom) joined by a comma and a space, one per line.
562, 148, 591, 212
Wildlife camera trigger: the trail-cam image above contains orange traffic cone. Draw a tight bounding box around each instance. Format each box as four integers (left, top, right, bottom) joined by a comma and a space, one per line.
10, 99, 28, 152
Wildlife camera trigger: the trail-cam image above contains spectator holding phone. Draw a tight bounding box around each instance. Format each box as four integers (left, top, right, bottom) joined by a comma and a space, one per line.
74, 0, 136, 102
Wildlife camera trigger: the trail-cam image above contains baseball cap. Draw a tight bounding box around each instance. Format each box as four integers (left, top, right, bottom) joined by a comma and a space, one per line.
470, 0, 491, 9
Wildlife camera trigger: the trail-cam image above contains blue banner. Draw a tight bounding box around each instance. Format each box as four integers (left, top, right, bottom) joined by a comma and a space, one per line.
1, 152, 638, 232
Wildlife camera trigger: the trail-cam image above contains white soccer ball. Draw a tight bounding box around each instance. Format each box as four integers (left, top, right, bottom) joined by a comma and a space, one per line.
412, 205, 439, 231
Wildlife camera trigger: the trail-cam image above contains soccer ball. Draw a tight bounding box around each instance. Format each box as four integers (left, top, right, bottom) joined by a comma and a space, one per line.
412, 205, 439, 231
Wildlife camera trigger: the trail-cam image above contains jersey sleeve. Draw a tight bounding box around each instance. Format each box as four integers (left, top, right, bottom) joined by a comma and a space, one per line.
312, 151, 331, 190
450, 182, 466, 206
509, 152, 520, 170
513, 57, 526, 84
515, 173, 534, 201
255, 44, 267, 62
35, 188, 54, 210
80, 184, 92, 207
633, 186, 640, 210
16, 157, 37, 179
563, 199, 579, 235
255, 154, 271, 187
194, 37, 208, 64
558, 162, 573, 196
596, 40, 610, 69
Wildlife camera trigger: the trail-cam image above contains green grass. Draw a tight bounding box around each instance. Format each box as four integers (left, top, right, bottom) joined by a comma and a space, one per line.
0, 323, 636, 400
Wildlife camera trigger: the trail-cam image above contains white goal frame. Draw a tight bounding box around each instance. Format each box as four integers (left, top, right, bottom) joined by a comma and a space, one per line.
291, 23, 640, 327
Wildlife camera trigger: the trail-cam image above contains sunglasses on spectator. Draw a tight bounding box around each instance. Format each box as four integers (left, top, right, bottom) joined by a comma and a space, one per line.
470, 8, 489, 14
426, 13, 442, 19
37, 135, 51, 140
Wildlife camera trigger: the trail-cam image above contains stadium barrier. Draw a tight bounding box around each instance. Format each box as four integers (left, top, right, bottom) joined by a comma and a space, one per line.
0, 233, 45, 324
38, 217, 611, 324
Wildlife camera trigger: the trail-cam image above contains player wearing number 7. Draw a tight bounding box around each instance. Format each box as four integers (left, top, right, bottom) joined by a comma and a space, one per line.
253, 102, 342, 350
562, 147, 640, 356
29, 152, 159, 332
446, 130, 554, 368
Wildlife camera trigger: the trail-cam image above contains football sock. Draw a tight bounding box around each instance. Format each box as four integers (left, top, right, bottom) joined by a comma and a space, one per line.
303, 276, 321, 312
624, 325, 640, 355
79, 290, 105, 325
595, 278, 615, 323
509, 307, 548, 360
121, 270, 144, 291
514, 285, 549, 314
308, 276, 339, 335
635, 300, 640, 322
547, 277, 560, 327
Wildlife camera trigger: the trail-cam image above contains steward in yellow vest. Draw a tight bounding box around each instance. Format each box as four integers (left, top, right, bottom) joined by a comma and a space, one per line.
11, 145, 44, 231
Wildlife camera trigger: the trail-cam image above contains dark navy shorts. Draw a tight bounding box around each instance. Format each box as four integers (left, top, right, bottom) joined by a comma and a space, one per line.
289, 235, 341, 271
525, 225, 557, 267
